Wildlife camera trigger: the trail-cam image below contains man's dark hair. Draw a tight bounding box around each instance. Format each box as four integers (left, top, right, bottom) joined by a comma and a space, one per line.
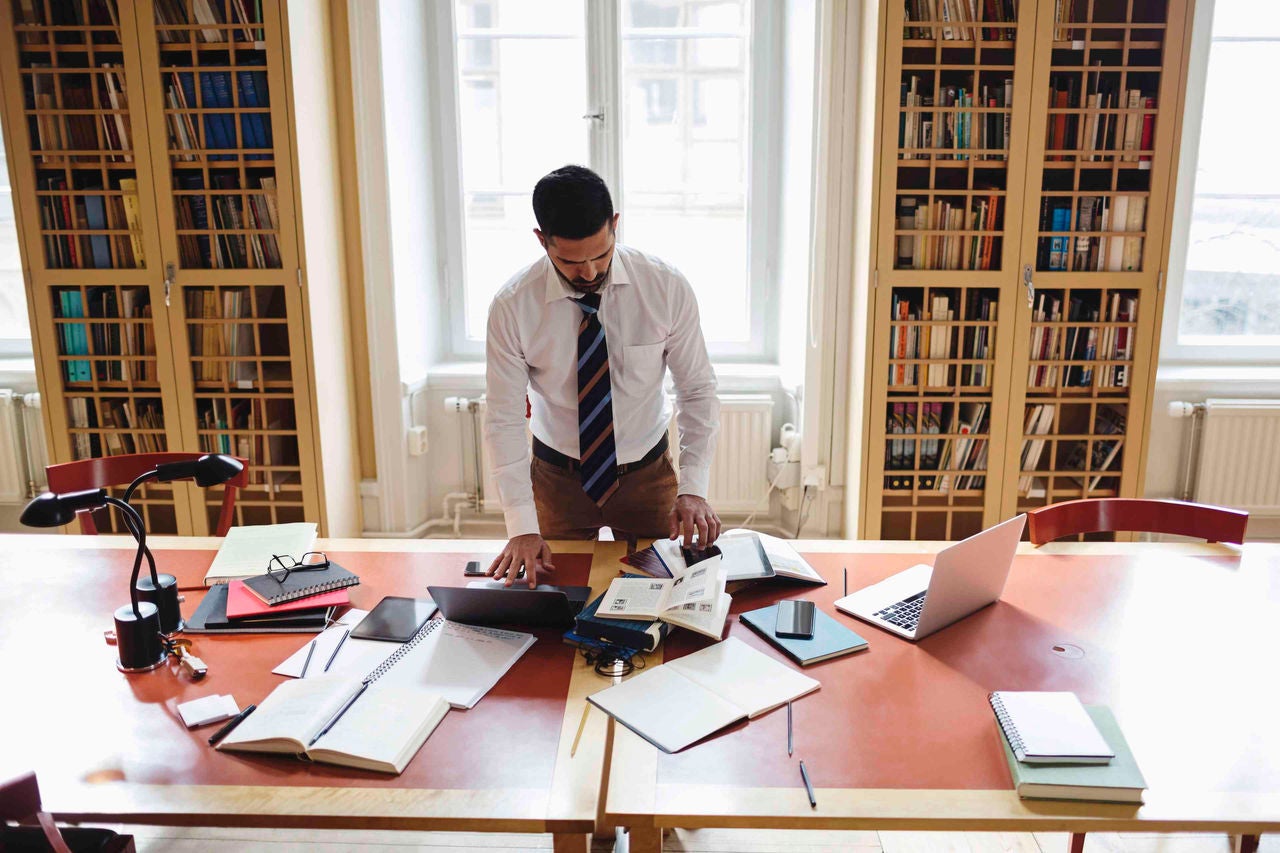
532, 165, 614, 241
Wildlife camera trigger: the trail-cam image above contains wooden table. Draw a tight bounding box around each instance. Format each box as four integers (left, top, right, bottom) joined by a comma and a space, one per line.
598, 540, 1280, 853
0, 535, 618, 853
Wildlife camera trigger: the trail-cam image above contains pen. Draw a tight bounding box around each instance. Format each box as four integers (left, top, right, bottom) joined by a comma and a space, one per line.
843, 567, 847, 597
323, 628, 350, 673
799, 759, 817, 808
570, 704, 590, 758
307, 680, 370, 747
208, 703, 256, 746
299, 638, 317, 678
787, 701, 793, 756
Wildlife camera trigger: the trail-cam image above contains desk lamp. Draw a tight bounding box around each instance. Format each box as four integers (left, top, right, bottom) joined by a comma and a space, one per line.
120, 454, 245, 635
20, 489, 167, 672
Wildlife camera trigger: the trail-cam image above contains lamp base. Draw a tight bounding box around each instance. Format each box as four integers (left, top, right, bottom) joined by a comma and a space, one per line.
136, 572, 183, 635
113, 602, 166, 673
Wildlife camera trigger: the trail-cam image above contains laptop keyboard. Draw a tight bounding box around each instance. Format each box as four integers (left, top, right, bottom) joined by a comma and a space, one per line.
874, 591, 927, 631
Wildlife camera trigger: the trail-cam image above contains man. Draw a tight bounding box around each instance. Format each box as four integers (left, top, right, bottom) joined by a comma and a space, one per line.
484, 165, 721, 587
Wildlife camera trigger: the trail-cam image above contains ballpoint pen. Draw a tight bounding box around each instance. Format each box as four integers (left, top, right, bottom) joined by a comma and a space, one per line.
323, 628, 350, 673
208, 703, 257, 746
843, 567, 847, 597
299, 638, 316, 678
787, 701, 793, 756
799, 759, 817, 808
308, 680, 371, 747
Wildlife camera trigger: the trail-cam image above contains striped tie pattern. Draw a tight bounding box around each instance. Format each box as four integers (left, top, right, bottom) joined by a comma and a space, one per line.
576, 292, 619, 506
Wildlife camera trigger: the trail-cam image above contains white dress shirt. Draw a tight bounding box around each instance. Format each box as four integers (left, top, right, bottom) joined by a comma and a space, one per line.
485, 245, 720, 538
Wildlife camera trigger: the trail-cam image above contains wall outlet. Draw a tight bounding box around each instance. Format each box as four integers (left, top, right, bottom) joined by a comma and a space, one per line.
407, 425, 428, 456
803, 465, 826, 489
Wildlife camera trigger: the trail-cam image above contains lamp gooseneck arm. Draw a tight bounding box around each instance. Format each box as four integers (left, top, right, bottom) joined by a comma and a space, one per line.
121, 470, 161, 585
104, 496, 147, 620
122, 469, 158, 507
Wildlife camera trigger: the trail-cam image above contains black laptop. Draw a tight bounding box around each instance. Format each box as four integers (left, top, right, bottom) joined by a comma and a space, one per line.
427, 582, 592, 628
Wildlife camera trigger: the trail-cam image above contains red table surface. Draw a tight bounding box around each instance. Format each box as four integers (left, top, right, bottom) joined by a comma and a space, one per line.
656, 549, 1280, 793
0, 547, 592, 791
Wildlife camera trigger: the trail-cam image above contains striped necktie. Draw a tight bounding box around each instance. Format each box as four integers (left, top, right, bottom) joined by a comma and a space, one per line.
576, 292, 619, 506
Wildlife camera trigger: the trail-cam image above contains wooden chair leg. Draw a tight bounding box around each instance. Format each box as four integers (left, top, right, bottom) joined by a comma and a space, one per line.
1070, 832, 1087, 853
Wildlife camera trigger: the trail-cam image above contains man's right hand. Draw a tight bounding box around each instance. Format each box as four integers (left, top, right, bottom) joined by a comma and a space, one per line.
488, 533, 556, 588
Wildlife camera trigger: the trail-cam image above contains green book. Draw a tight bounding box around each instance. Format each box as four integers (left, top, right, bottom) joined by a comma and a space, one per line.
998, 706, 1146, 803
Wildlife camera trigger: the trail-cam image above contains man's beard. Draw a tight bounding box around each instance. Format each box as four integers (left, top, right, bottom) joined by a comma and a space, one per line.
559, 261, 611, 293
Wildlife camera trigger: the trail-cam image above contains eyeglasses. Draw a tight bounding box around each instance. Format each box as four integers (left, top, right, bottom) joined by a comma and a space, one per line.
266, 551, 330, 584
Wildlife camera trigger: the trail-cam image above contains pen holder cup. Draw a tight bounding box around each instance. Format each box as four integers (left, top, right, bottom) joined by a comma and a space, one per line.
137, 573, 183, 634
114, 601, 166, 672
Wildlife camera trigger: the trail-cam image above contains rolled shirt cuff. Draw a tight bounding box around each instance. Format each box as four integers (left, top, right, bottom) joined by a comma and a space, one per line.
504, 503, 541, 539
677, 465, 710, 500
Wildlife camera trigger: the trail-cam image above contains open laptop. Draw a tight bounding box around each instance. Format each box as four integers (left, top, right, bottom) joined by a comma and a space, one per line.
428, 582, 592, 629
834, 514, 1025, 640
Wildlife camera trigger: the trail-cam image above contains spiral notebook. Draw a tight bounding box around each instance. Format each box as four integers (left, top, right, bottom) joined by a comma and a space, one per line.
989, 691, 1115, 764
241, 560, 360, 605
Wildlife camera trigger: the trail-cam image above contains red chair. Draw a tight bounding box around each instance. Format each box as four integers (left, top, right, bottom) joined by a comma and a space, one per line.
1, 770, 134, 851
1027, 498, 1248, 545
46, 453, 249, 536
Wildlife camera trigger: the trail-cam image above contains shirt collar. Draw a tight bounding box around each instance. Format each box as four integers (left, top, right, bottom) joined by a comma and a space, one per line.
542, 246, 632, 304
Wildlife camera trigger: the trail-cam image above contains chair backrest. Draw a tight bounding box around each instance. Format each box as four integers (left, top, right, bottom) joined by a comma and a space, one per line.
1027, 498, 1249, 545
45, 453, 250, 536
0, 771, 72, 852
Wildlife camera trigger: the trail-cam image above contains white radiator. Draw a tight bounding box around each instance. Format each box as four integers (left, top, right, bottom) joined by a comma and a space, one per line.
0, 391, 46, 503
1195, 399, 1280, 517
476, 393, 776, 515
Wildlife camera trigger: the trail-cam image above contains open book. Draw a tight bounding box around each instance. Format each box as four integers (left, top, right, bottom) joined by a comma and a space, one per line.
596, 554, 731, 639
627, 532, 826, 586
588, 636, 820, 752
217, 674, 448, 774
204, 522, 317, 585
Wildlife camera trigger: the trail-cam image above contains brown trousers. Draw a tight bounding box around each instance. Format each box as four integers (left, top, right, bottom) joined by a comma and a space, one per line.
532, 453, 678, 540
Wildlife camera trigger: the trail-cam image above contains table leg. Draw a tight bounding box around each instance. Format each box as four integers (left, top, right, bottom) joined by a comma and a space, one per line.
552, 832, 590, 853
1235, 835, 1260, 853
625, 825, 663, 853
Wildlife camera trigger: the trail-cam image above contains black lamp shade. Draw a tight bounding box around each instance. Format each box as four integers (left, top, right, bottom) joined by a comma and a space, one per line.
154, 454, 243, 487
20, 488, 107, 527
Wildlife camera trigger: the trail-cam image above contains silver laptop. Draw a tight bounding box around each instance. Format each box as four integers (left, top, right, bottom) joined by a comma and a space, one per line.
835, 514, 1026, 640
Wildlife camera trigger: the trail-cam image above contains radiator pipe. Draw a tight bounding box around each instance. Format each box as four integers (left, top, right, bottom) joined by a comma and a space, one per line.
1168, 401, 1207, 502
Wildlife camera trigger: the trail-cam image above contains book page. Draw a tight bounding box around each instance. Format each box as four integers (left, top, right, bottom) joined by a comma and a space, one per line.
587, 664, 745, 753
663, 554, 720, 609
373, 621, 535, 709
204, 522, 317, 583
271, 609, 395, 680
309, 683, 449, 774
218, 675, 358, 753
595, 576, 673, 619
667, 636, 820, 718
750, 531, 826, 584
662, 591, 731, 640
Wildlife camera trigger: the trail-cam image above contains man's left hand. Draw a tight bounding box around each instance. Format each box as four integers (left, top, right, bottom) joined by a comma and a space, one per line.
668, 494, 722, 548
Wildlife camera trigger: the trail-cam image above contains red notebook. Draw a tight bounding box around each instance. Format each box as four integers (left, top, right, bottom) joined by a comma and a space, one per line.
224, 579, 350, 620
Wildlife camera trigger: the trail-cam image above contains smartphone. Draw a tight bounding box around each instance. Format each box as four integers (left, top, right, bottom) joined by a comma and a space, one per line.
775, 600, 817, 640
350, 596, 437, 643
681, 543, 722, 566
464, 560, 486, 576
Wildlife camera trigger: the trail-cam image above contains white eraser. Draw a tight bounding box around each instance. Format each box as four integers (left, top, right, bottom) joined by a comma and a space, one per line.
178, 694, 239, 728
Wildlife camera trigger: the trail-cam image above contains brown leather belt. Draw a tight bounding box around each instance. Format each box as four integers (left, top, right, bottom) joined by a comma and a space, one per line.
532, 433, 668, 475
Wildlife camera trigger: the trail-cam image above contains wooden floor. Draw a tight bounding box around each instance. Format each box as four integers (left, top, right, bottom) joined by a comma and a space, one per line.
77, 826, 1276, 853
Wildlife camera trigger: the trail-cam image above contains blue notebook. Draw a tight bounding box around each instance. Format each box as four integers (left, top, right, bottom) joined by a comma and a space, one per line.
739, 603, 868, 666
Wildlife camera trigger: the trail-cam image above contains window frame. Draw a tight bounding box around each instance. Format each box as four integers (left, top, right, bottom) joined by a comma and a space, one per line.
1160, 0, 1280, 366
0, 130, 34, 360
435, 0, 785, 363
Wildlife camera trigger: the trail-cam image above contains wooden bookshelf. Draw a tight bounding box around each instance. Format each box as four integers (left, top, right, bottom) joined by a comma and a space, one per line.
0, 0, 357, 536
863, 0, 1192, 540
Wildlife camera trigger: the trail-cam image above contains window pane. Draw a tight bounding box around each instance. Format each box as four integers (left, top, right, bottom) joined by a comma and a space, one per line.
621, 0, 751, 345
1176, 1, 1280, 347
455, 0, 588, 340
0, 128, 32, 350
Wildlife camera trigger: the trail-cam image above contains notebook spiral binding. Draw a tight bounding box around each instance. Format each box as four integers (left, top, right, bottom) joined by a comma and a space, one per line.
363, 619, 443, 683
989, 692, 1027, 758
269, 577, 353, 604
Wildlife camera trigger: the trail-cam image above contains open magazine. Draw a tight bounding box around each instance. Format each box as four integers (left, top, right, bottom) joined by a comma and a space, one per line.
622, 531, 826, 586
595, 554, 731, 639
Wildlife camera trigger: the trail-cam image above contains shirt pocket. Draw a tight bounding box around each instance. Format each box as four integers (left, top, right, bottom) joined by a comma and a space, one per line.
624, 341, 666, 385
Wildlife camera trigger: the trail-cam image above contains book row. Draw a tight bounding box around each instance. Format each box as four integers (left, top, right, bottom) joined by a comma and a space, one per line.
155, 0, 266, 44
174, 173, 281, 268
1052, 0, 1163, 37
1038, 195, 1145, 272
196, 397, 299, 487
884, 401, 990, 493
164, 66, 272, 161
889, 291, 997, 388
186, 288, 260, 383
39, 176, 145, 269
25, 64, 132, 161
13, 0, 121, 42
1027, 291, 1136, 390
896, 195, 1003, 270
1047, 79, 1154, 162
67, 396, 166, 459
902, 0, 1018, 40
900, 76, 1013, 160
55, 287, 158, 384
1018, 403, 1125, 495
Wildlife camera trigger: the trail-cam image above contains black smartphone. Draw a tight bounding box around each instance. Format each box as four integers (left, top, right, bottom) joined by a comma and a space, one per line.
775, 600, 817, 640
681, 543, 722, 566
350, 596, 437, 642
464, 560, 486, 576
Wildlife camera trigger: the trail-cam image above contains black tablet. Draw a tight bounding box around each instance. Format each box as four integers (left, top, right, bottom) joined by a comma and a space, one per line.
350, 596, 437, 642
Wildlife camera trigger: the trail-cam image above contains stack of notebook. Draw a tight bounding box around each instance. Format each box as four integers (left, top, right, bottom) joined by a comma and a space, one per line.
990, 691, 1146, 803
188, 561, 360, 633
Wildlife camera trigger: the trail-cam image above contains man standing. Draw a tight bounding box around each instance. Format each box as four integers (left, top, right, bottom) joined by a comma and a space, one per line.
485, 165, 721, 586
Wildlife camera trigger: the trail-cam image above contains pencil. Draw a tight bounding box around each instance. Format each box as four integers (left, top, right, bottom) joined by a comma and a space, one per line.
323, 628, 350, 672
799, 759, 817, 808
787, 701, 793, 756
843, 566, 847, 597
299, 638, 316, 678
570, 704, 590, 757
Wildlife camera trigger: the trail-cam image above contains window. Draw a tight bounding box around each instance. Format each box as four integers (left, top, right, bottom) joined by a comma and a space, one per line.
0, 125, 33, 358
1164, 0, 1280, 362
446, 0, 780, 360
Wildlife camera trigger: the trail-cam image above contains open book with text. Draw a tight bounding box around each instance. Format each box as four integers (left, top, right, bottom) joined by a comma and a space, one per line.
596, 554, 730, 639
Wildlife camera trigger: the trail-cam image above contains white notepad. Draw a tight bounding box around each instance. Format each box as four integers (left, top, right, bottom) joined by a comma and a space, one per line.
588, 636, 820, 753
989, 691, 1115, 764
371, 621, 536, 709
204, 522, 318, 585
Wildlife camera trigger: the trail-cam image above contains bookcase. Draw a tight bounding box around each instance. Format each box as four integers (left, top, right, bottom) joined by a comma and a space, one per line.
0, 0, 357, 536
864, 0, 1191, 540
